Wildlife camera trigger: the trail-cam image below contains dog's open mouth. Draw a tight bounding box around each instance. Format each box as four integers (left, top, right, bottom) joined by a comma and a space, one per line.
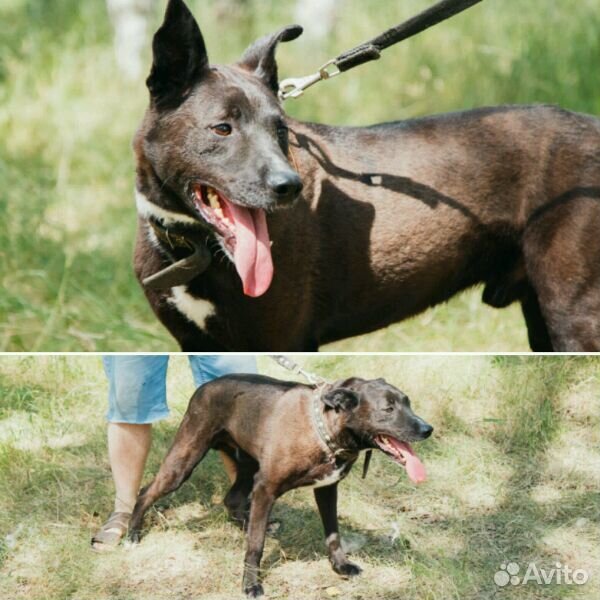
193, 183, 273, 298
374, 435, 427, 484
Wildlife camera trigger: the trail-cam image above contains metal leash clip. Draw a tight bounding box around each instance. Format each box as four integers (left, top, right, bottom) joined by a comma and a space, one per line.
278, 0, 483, 101
270, 355, 327, 386
278, 59, 341, 101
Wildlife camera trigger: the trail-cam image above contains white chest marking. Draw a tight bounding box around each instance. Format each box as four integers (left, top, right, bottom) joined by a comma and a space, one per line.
145, 222, 162, 250
308, 462, 350, 489
135, 189, 198, 226
168, 285, 216, 330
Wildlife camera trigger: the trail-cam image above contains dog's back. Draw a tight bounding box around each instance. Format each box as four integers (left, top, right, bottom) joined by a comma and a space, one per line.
190, 373, 303, 412
184, 374, 309, 446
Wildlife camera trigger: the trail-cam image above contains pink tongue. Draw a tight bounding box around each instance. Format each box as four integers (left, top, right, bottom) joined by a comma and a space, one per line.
227, 202, 274, 297
395, 441, 427, 484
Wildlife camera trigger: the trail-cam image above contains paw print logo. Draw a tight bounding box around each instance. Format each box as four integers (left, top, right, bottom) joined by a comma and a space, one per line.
494, 562, 520, 587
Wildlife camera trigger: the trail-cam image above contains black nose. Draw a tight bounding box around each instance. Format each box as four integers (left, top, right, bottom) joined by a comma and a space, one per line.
267, 171, 303, 202
419, 422, 434, 439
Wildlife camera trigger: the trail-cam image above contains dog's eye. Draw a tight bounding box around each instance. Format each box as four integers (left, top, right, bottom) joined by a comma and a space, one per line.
277, 125, 289, 145
384, 406, 395, 413
212, 123, 232, 136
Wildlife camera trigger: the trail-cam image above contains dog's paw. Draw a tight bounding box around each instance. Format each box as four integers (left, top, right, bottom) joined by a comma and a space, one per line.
244, 583, 264, 597
334, 561, 362, 577
128, 530, 141, 544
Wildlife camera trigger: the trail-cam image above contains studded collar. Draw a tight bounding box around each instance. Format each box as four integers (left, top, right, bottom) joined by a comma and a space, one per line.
311, 389, 340, 455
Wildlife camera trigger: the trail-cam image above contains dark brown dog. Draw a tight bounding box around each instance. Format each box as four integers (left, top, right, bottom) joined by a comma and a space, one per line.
128, 374, 433, 597
134, 0, 600, 351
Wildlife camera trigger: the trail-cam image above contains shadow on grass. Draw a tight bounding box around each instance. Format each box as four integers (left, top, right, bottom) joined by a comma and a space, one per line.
409, 358, 593, 599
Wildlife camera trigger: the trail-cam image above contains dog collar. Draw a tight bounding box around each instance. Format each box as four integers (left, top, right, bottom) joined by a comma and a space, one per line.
149, 218, 197, 251
142, 219, 212, 290
311, 389, 372, 477
312, 390, 344, 456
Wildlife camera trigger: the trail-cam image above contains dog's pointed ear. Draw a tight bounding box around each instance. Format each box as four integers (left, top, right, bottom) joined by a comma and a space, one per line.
321, 388, 360, 412
238, 25, 303, 93
147, 0, 209, 108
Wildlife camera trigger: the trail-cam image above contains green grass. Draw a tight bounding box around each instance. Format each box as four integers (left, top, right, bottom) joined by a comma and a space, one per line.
1, 0, 600, 350
0, 355, 599, 599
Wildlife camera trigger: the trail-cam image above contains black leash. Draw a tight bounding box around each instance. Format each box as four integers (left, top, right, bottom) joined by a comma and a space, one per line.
279, 0, 484, 100
336, 0, 484, 72
270, 355, 373, 478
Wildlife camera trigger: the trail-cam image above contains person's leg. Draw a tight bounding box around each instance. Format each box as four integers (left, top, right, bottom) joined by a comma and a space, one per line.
187, 355, 258, 482
93, 355, 170, 550
108, 423, 153, 513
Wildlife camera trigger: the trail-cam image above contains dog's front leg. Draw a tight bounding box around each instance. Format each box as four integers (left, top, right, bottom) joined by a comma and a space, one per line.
242, 480, 276, 598
314, 484, 362, 577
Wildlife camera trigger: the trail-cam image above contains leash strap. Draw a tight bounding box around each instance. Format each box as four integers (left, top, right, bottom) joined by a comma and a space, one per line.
142, 219, 212, 290
335, 0, 483, 71
279, 0, 483, 100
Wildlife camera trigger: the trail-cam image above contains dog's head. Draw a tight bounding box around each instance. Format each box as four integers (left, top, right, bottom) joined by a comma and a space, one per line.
322, 378, 433, 483
135, 0, 303, 297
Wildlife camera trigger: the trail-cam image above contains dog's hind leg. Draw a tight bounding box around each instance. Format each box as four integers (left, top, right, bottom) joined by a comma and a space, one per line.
314, 484, 362, 577
128, 414, 213, 541
524, 192, 600, 351
223, 449, 259, 527
241, 477, 277, 598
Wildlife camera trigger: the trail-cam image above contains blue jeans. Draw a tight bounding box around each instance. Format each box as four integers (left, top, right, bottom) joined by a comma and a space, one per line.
103, 355, 257, 423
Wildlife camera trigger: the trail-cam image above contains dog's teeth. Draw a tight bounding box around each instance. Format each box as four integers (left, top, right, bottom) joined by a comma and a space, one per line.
207, 188, 220, 208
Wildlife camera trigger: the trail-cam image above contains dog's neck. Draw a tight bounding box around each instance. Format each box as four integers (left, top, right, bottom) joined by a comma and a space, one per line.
314, 395, 361, 457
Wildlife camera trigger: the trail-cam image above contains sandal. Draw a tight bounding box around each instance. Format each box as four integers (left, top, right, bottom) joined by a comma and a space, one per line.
91, 511, 132, 552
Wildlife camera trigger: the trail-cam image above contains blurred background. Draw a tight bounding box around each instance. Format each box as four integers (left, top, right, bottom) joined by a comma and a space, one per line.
0, 354, 598, 599
1, 0, 600, 351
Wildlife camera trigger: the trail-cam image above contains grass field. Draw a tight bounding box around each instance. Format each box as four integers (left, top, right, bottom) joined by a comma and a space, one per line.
1, 0, 600, 351
0, 355, 598, 599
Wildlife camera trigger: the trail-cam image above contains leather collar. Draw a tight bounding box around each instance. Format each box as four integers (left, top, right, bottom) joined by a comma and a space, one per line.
311, 389, 360, 461
311, 388, 371, 477
142, 219, 212, 290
